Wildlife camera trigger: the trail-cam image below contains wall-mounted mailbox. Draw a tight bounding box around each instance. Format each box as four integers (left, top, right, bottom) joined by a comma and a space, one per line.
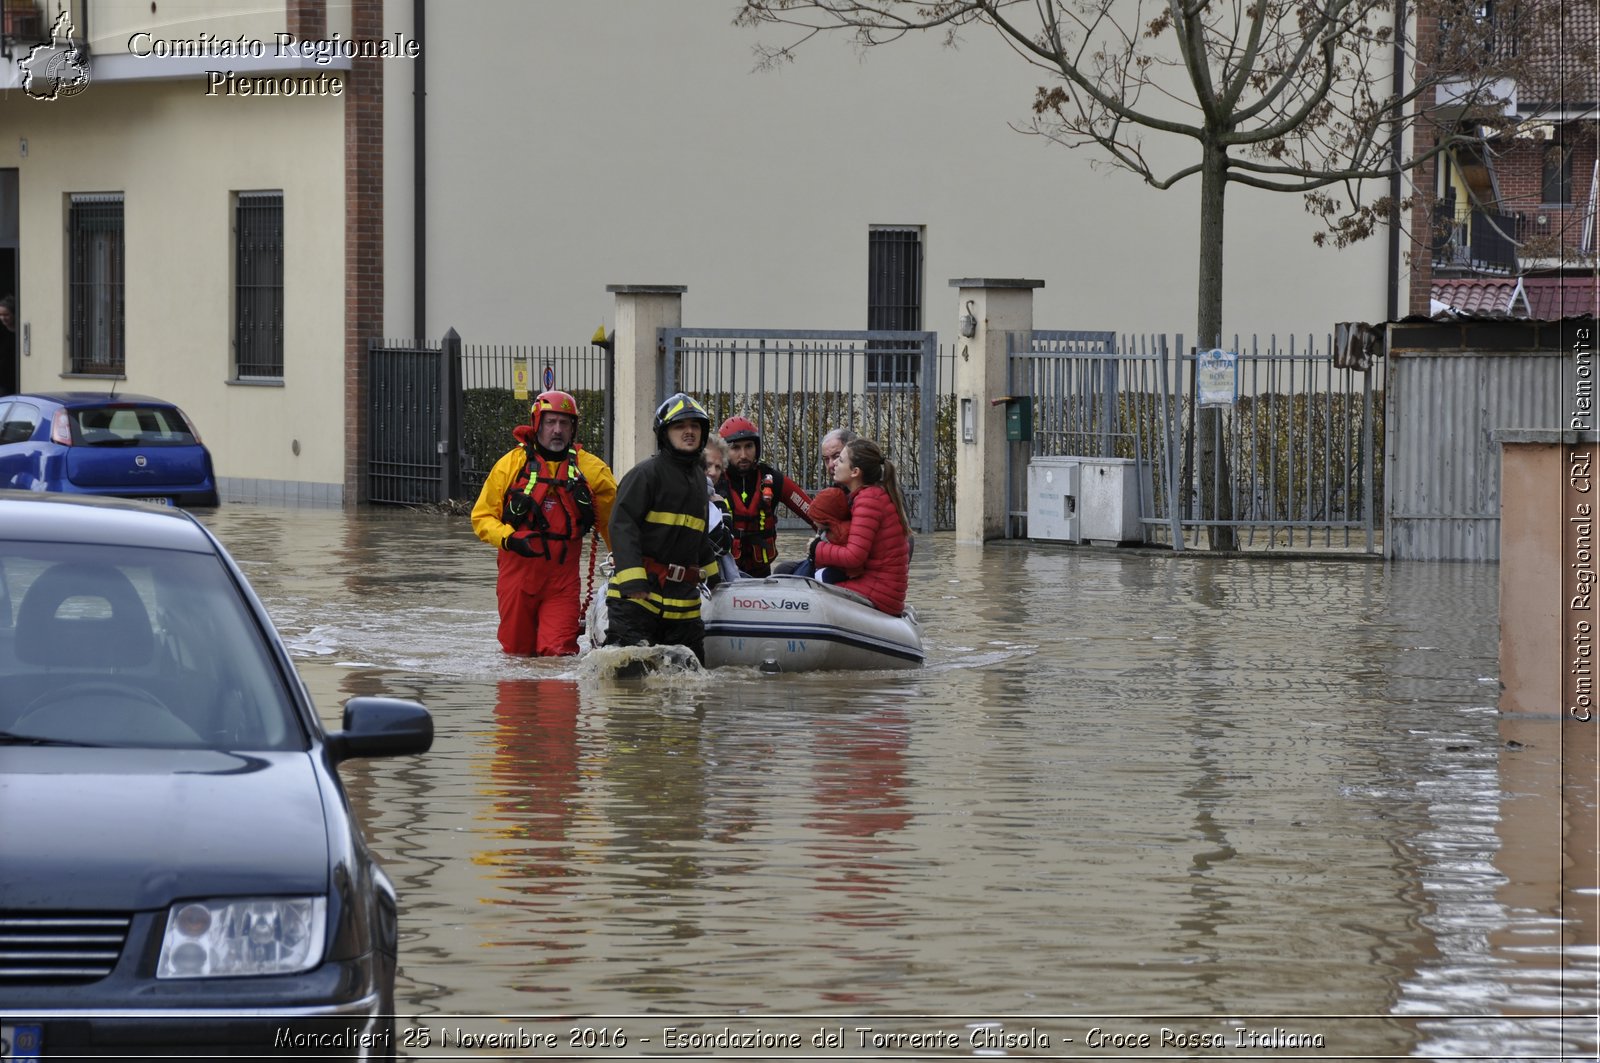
1004, 393, 1030, 438
992, 395, 1033, 441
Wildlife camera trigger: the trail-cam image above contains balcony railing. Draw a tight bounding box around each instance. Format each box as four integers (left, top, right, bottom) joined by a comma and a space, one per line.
1432, 203, 1528, 272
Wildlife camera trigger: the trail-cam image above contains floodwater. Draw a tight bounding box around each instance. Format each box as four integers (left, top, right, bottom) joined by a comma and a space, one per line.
199, 504, 1596, 1059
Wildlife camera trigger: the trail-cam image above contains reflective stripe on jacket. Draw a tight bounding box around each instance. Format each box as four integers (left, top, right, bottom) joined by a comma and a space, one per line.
723, 463, 816, 565
471, 428, 617, 558
607, 449, 721, 619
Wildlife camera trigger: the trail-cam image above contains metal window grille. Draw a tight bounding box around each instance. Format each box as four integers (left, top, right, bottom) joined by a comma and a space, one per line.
68, 194, 124, 375
867, 226, 922, 388
235, 192, 284, 378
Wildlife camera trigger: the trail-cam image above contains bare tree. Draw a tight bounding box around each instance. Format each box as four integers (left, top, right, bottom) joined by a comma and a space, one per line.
735, 0, 1539, 548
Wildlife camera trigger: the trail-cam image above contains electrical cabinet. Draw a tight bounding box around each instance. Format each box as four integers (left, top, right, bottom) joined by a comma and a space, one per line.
1026, 457, 1079, 542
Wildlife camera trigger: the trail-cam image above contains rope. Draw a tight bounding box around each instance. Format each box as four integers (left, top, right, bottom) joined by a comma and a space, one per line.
579, 528, 601, 616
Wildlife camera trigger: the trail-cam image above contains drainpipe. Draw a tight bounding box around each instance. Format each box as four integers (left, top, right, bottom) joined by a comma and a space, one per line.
1387, 0, 1405, 321
413, 0, 426, 340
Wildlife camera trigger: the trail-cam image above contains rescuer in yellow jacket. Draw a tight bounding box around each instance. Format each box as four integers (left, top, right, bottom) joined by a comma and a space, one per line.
472, 391, 617, 656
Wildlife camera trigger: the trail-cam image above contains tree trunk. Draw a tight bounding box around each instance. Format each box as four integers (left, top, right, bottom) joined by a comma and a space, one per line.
1196, 139, 1237, 552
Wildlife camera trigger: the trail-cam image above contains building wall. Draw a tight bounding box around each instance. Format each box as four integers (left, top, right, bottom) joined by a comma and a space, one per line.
409, 2, 1394, 349
0, 78, 348, 496
1407, 14, 1441, 317
5, 0, 1403, 507
1493, 132, 1599, 257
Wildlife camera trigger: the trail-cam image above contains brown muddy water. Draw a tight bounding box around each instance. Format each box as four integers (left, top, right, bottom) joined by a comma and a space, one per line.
199, 504, 1595, 1059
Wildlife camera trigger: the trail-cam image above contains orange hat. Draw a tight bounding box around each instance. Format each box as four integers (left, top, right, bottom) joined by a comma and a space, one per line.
809, 487, 852, 534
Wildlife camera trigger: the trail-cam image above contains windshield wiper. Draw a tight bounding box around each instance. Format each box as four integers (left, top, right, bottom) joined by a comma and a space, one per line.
0, 730, 105, 747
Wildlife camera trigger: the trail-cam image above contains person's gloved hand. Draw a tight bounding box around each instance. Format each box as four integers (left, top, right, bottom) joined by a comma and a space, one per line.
709, 521, 733, 555
504, 533, 536, 558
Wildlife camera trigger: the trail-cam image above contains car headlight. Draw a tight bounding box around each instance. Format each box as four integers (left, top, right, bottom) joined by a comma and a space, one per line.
157, 897, 327, 978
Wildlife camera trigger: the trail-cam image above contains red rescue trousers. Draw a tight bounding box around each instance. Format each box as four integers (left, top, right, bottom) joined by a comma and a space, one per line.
495, 547, 583, 657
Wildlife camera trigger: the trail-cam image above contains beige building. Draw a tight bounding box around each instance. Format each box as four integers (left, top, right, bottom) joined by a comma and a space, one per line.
0, 0, 1396, 505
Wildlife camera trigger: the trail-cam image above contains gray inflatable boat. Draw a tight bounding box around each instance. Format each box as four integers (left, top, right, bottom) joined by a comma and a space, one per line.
588, 575, 924, 672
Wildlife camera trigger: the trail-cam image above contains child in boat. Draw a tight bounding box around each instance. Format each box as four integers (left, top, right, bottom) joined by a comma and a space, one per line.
804, 487, 852, 585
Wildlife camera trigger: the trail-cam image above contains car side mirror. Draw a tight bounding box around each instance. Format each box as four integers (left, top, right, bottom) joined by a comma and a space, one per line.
326, 696, 433, 763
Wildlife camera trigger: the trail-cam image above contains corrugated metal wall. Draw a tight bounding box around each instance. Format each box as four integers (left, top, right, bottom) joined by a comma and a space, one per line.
1386, 350, 1567, 560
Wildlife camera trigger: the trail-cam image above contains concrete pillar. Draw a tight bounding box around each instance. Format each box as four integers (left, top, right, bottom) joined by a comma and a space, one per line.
1493, 428, 1598, 982
949, 278, 1044, 544
607, 284, 685, 474
1496, 429, 1599, 718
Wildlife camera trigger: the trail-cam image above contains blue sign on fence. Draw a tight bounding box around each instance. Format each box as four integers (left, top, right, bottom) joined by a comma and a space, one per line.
542, 365, 555, 391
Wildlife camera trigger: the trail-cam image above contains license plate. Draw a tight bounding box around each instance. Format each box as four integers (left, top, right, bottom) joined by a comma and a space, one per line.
132, 496, 173, 506
2, 1022, 42, 1061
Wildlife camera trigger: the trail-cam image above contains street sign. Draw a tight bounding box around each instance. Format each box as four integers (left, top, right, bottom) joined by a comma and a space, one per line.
1197, 348, 1238, 408
512, 362, 530, 400
542, 365, 555, 391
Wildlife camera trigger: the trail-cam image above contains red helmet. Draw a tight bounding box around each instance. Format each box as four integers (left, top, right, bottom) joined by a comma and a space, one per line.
718, 416, 761, 458
531, 390, 580, 434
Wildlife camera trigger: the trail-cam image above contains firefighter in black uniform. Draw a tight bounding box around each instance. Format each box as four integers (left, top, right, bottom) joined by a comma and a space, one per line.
605, 393, 723, 662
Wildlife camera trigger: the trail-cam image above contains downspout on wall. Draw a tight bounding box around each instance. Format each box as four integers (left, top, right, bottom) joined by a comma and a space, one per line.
413, 0, 426, 340
1387, 0, 1405, 321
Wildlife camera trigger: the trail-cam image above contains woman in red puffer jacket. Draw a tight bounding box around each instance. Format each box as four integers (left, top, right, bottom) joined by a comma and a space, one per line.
809, 438, 911, 616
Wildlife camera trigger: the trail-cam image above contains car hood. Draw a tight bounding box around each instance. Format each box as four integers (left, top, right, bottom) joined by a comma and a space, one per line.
0, 748, 331, 910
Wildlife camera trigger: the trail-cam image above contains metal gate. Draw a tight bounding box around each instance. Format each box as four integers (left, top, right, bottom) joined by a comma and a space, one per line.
1007, 331, 1379, 551
367, 331, 612, 506
367, 335, 457, 506
662, 327, 944, 533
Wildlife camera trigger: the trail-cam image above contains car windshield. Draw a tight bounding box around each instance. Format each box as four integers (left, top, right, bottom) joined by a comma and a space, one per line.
71, 404, 198, 447
0, 544, 306, 751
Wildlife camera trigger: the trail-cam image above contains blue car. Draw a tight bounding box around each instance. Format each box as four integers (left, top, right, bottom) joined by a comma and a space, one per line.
0, 392, 220, 508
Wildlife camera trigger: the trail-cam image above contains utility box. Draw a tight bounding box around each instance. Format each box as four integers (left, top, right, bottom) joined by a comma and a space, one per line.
1004, 396, 1033, 441
1026, 456, 1079, 541
1078, 458, 1145, 545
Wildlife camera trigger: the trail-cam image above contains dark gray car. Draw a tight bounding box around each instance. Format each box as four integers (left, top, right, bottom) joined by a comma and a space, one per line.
0, 492, 431, 1059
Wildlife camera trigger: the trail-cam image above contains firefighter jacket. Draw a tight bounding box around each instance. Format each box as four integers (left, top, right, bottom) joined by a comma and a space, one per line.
606, 447, 721, 621
721, 463, 816, 570
472, 426, 617, 561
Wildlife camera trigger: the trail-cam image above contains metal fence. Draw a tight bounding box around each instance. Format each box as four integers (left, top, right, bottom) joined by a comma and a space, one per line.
663, 328, 954, 533
369, 328, 958, 521
371, 325, 1372, 548
457, 342, 612, 496
1008, 331, 1380, 551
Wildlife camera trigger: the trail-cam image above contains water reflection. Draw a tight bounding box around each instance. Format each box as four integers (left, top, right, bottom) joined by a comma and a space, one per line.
486, 679, 583, 902
200, 506, 1594, 1055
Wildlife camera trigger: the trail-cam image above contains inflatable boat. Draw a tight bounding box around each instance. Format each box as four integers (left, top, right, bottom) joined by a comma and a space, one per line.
587, 576, 924, 672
